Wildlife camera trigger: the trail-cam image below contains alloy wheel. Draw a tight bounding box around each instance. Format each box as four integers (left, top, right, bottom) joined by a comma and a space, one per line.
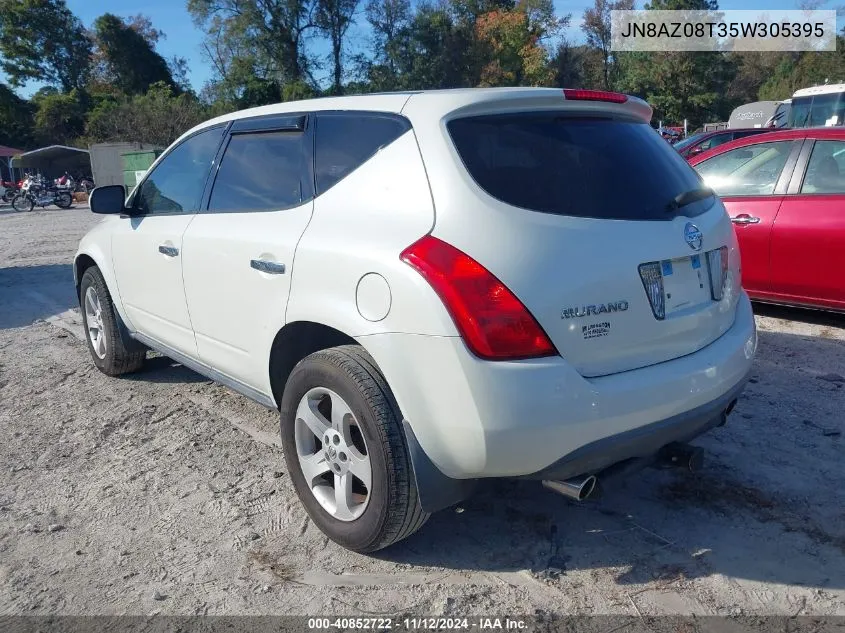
84, 286, 107, 359
294, 387, 372, 521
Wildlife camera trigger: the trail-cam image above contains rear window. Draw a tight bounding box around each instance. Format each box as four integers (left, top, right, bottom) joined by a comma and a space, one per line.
447, 114, 711, 220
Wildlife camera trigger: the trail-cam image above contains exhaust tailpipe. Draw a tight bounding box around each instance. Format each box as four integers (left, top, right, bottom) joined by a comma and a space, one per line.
655, 442, 704, 472
542, 475, 597, 501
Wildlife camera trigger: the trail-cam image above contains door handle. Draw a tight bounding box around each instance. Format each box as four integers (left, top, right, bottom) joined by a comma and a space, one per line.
250, 259, 286, 274
158, 245, 179, 257
730, 214, 761, 225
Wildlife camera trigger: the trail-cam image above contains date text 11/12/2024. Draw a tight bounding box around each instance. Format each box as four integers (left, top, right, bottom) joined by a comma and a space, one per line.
307, 617, 528, 630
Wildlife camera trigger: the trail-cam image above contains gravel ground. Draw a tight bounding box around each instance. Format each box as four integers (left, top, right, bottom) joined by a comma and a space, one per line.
0, 206, 844, 617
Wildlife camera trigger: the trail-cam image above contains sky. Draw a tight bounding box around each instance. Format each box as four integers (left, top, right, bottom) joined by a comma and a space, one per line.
4, 0, 843, 98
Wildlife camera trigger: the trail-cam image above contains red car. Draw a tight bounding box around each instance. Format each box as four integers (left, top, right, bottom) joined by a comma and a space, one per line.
674, 128, 777, 159
689, 128, 845, 312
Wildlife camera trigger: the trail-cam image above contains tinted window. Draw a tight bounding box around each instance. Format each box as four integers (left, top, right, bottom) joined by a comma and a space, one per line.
209, 131, 307, 212
699, 133, 733, 151
315, 113, 410, 194
134, 126, 224, 215
674, 133, 707, 152
695, 141, 793, 196
801, 140, 845, 194
447, 114, 708, 220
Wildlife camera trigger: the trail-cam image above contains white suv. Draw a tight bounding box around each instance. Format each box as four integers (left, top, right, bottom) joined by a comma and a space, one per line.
76, 88, 757, 552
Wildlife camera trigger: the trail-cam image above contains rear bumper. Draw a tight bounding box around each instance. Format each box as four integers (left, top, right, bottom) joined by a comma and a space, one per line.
525, 372, 746, 481
359, 292, 757, 482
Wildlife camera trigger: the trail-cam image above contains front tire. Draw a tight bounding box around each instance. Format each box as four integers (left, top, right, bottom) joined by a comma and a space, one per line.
12, 195, 33, 212
79, 267, 145, 376
280, 345, 429, 552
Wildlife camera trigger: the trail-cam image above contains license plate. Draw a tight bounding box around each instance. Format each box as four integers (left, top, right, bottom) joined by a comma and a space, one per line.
660, 255, 710, 315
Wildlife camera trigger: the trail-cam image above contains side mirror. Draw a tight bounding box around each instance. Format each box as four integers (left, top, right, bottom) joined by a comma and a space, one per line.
689, 146, 704, 156
89, 185, 128, 215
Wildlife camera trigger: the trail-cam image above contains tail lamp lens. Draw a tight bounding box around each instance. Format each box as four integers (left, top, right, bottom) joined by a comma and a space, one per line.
400, 236, 557, 361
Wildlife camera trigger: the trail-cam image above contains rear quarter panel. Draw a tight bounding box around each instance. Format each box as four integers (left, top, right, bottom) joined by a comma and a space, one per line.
285, 130, 456, 338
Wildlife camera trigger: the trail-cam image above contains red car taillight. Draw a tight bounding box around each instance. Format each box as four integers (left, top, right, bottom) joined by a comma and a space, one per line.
400, 236, 557, 361
562, 89, 628, 103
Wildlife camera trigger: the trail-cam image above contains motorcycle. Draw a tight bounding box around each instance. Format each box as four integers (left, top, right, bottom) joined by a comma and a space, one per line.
76, 177, 95, 194
2, 179, 20, 203
12, 174, 73, 212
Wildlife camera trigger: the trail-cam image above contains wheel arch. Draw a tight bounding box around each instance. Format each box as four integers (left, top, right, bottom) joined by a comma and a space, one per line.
74, 249, 145, 354
268, 321, 474, 514
73, 253, 98, 299
268, 320, 358, 408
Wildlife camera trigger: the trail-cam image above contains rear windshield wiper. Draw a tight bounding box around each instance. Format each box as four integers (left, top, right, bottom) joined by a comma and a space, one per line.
667, 187, 714, 212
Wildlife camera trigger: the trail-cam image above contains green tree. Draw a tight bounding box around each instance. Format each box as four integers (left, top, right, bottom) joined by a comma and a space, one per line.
617, 0, 735, 128
0, 0, 91, 92
725, 52, 788, 106
401, 3, 474, 89
91, 13, 178, 96
474, 0, 564, 87
86, 83, 208, 147
317, 0, 360, 94
0, 83, 35, 149
759, 34, 845, 101
581, 0, 634, 90
189, 0, 319, 98
31, 87, 86, 145
366, 0, 412, 79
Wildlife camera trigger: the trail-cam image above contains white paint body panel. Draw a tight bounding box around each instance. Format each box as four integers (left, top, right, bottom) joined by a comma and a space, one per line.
111, 214, 198, 357
181, 200, 314, 393
75, 88, 757, 480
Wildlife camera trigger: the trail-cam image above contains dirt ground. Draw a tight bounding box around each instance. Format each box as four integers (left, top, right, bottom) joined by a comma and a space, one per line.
1, 206, 844, 617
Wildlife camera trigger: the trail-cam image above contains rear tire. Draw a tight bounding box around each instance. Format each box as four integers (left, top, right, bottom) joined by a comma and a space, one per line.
55, 192, 73, 208
280, 345, 429, 552
79, 266, 145, 376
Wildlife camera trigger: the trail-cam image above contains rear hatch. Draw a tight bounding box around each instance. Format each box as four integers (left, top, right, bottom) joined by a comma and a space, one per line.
437, 104, 740, 377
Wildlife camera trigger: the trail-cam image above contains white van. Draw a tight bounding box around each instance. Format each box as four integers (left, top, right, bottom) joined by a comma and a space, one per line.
788, 84, 845, 127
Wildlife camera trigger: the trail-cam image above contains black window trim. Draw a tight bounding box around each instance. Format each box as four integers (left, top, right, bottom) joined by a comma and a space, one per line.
786, 138, 814, 195
128, 122, 231, 217
201, 112, 316, 213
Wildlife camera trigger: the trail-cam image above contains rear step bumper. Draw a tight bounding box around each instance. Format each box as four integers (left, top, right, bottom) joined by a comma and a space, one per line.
523, 373, 747, 482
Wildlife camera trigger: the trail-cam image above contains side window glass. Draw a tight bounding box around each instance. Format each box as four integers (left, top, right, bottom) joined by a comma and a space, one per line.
208, 131, 307, 212
695, 141, 793, 196
709, 133, 733, 149
801, 140, 845, 194
135, 126, 224, 215
315, 113, 410, 195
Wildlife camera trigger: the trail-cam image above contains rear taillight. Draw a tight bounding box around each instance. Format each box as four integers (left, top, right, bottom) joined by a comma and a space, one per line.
563, 89, 628, 104
707, 247, 729, 301
400, 236, 557, 361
